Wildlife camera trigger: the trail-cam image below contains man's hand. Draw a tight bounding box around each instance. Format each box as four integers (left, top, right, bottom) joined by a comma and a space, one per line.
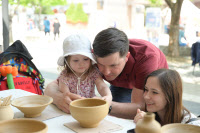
56, 92, 84, 114
44, 80, 85, 114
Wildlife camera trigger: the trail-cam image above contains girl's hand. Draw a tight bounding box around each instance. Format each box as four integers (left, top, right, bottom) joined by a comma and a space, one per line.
133, 109, 146, 124
92, 96, 112, 106
61, 92, 84, 114
102, 96, 112, 106
92, 96, 101, 99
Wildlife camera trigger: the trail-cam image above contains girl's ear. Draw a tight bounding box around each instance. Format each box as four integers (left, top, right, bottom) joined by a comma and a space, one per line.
126, 52, 130, 62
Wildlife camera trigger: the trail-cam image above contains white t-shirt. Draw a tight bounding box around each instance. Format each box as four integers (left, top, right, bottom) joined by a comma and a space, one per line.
181, 111, 200, 126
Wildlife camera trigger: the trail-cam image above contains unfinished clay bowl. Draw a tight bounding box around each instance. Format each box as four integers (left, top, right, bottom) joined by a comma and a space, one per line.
70, 98, 109, 128
11, 95, 53, 118
161, 123, 200, 133
0, 119, 47, 133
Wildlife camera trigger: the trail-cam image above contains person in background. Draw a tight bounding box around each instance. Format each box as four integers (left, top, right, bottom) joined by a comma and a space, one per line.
44, 16, 50, 36
44, 28, 168, 119
134, 69, 200, 126
53, 18, 60, 40
27, 18, 34, 30
179, 25, 189, 47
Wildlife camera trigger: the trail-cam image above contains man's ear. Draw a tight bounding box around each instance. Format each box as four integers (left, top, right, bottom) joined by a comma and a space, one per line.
126, 52, 130, 62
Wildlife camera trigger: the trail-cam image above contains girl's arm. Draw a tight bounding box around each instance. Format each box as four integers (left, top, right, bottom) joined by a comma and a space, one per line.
58, 79, 84, 102
95, 76, 112, 105
58, 79, 70, 94
47, 79, 83, 113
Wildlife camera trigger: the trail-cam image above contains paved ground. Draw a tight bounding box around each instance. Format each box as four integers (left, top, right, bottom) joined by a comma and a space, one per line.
166, 57, 200, 116
9, 30, 200, 116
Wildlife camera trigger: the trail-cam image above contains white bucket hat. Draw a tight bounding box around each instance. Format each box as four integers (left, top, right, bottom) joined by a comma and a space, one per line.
57, 34, 96, 66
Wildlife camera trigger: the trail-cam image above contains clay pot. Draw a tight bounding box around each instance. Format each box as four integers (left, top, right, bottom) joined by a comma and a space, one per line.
0, 119, 48, 133
0, 105, 14, 121
161, 123, 200, 133
135, 112, 161, 133
70, 98, 109, 128
11, 95, 53, 118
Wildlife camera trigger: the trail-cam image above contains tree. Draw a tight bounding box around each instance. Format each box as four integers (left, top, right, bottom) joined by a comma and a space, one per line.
165, 0, 184, 57
149, 0, 184, 57
148, 0, 163, 7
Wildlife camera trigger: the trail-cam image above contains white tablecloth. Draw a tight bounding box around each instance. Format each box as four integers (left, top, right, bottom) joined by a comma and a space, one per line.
0, 89, 135, 133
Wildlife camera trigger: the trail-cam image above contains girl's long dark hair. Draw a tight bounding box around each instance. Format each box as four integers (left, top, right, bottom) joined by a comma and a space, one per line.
144, 69, 190, 125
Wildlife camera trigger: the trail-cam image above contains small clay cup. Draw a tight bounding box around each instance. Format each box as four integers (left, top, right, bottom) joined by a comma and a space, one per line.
70, 98, 109, 128
0, 105, 14, 121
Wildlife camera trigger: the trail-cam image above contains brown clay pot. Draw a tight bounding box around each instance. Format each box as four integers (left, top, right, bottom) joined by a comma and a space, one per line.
0, 105, 14, 121
161, 123, 200, 133
135, 112, 161, 133
11, 95, 53, 118
70, 98, 109, 128
0, 119, 48, 133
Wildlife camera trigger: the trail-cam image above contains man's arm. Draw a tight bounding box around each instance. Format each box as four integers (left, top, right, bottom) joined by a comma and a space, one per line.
44, 80, 82, 113
109, 87, 145, 119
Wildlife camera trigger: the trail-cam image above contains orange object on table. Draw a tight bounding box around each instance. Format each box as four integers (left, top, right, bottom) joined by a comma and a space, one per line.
0, 66, 18, 89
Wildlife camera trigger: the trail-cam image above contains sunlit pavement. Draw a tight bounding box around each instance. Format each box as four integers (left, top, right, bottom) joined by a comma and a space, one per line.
167, 59, 200, 116
16, 29, 200, 116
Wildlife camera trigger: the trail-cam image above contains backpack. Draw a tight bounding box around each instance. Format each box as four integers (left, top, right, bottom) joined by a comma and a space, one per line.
0, 40, 45, 94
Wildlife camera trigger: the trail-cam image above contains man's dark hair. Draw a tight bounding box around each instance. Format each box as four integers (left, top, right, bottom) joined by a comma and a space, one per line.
93, 28, 129, 58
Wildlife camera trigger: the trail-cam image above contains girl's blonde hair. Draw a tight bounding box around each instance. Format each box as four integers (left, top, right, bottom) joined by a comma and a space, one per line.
62, 56, 95, 76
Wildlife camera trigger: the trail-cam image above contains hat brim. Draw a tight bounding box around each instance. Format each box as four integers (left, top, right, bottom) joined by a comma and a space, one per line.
57, 52, 96, 66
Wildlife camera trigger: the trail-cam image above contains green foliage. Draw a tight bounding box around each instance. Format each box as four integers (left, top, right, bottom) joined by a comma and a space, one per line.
9, 0, 67, 14
8, 0, 18, 5
35, 6, 54, 14
9, 0, 67, 7
66, 3, 88, 23
76, 3, 88, 23
47, 0, 67, 6
66, 3, 76, 22
148, 0, 163, 7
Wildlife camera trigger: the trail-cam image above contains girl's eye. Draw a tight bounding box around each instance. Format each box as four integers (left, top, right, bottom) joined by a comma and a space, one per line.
144, 88, 148, 92
84, 58, 89, 61
73, 60, 78, 62
153, 91, 158, 94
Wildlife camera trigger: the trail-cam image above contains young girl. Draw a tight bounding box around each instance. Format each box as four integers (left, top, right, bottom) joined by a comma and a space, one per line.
57, 34, 112, 104
134, 69, 200, 126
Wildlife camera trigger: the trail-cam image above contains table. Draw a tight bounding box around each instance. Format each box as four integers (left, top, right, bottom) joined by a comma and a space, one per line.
0, 89, 135, 133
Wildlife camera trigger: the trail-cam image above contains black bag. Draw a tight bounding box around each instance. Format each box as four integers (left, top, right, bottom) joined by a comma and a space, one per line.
0, 40, 45, 94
